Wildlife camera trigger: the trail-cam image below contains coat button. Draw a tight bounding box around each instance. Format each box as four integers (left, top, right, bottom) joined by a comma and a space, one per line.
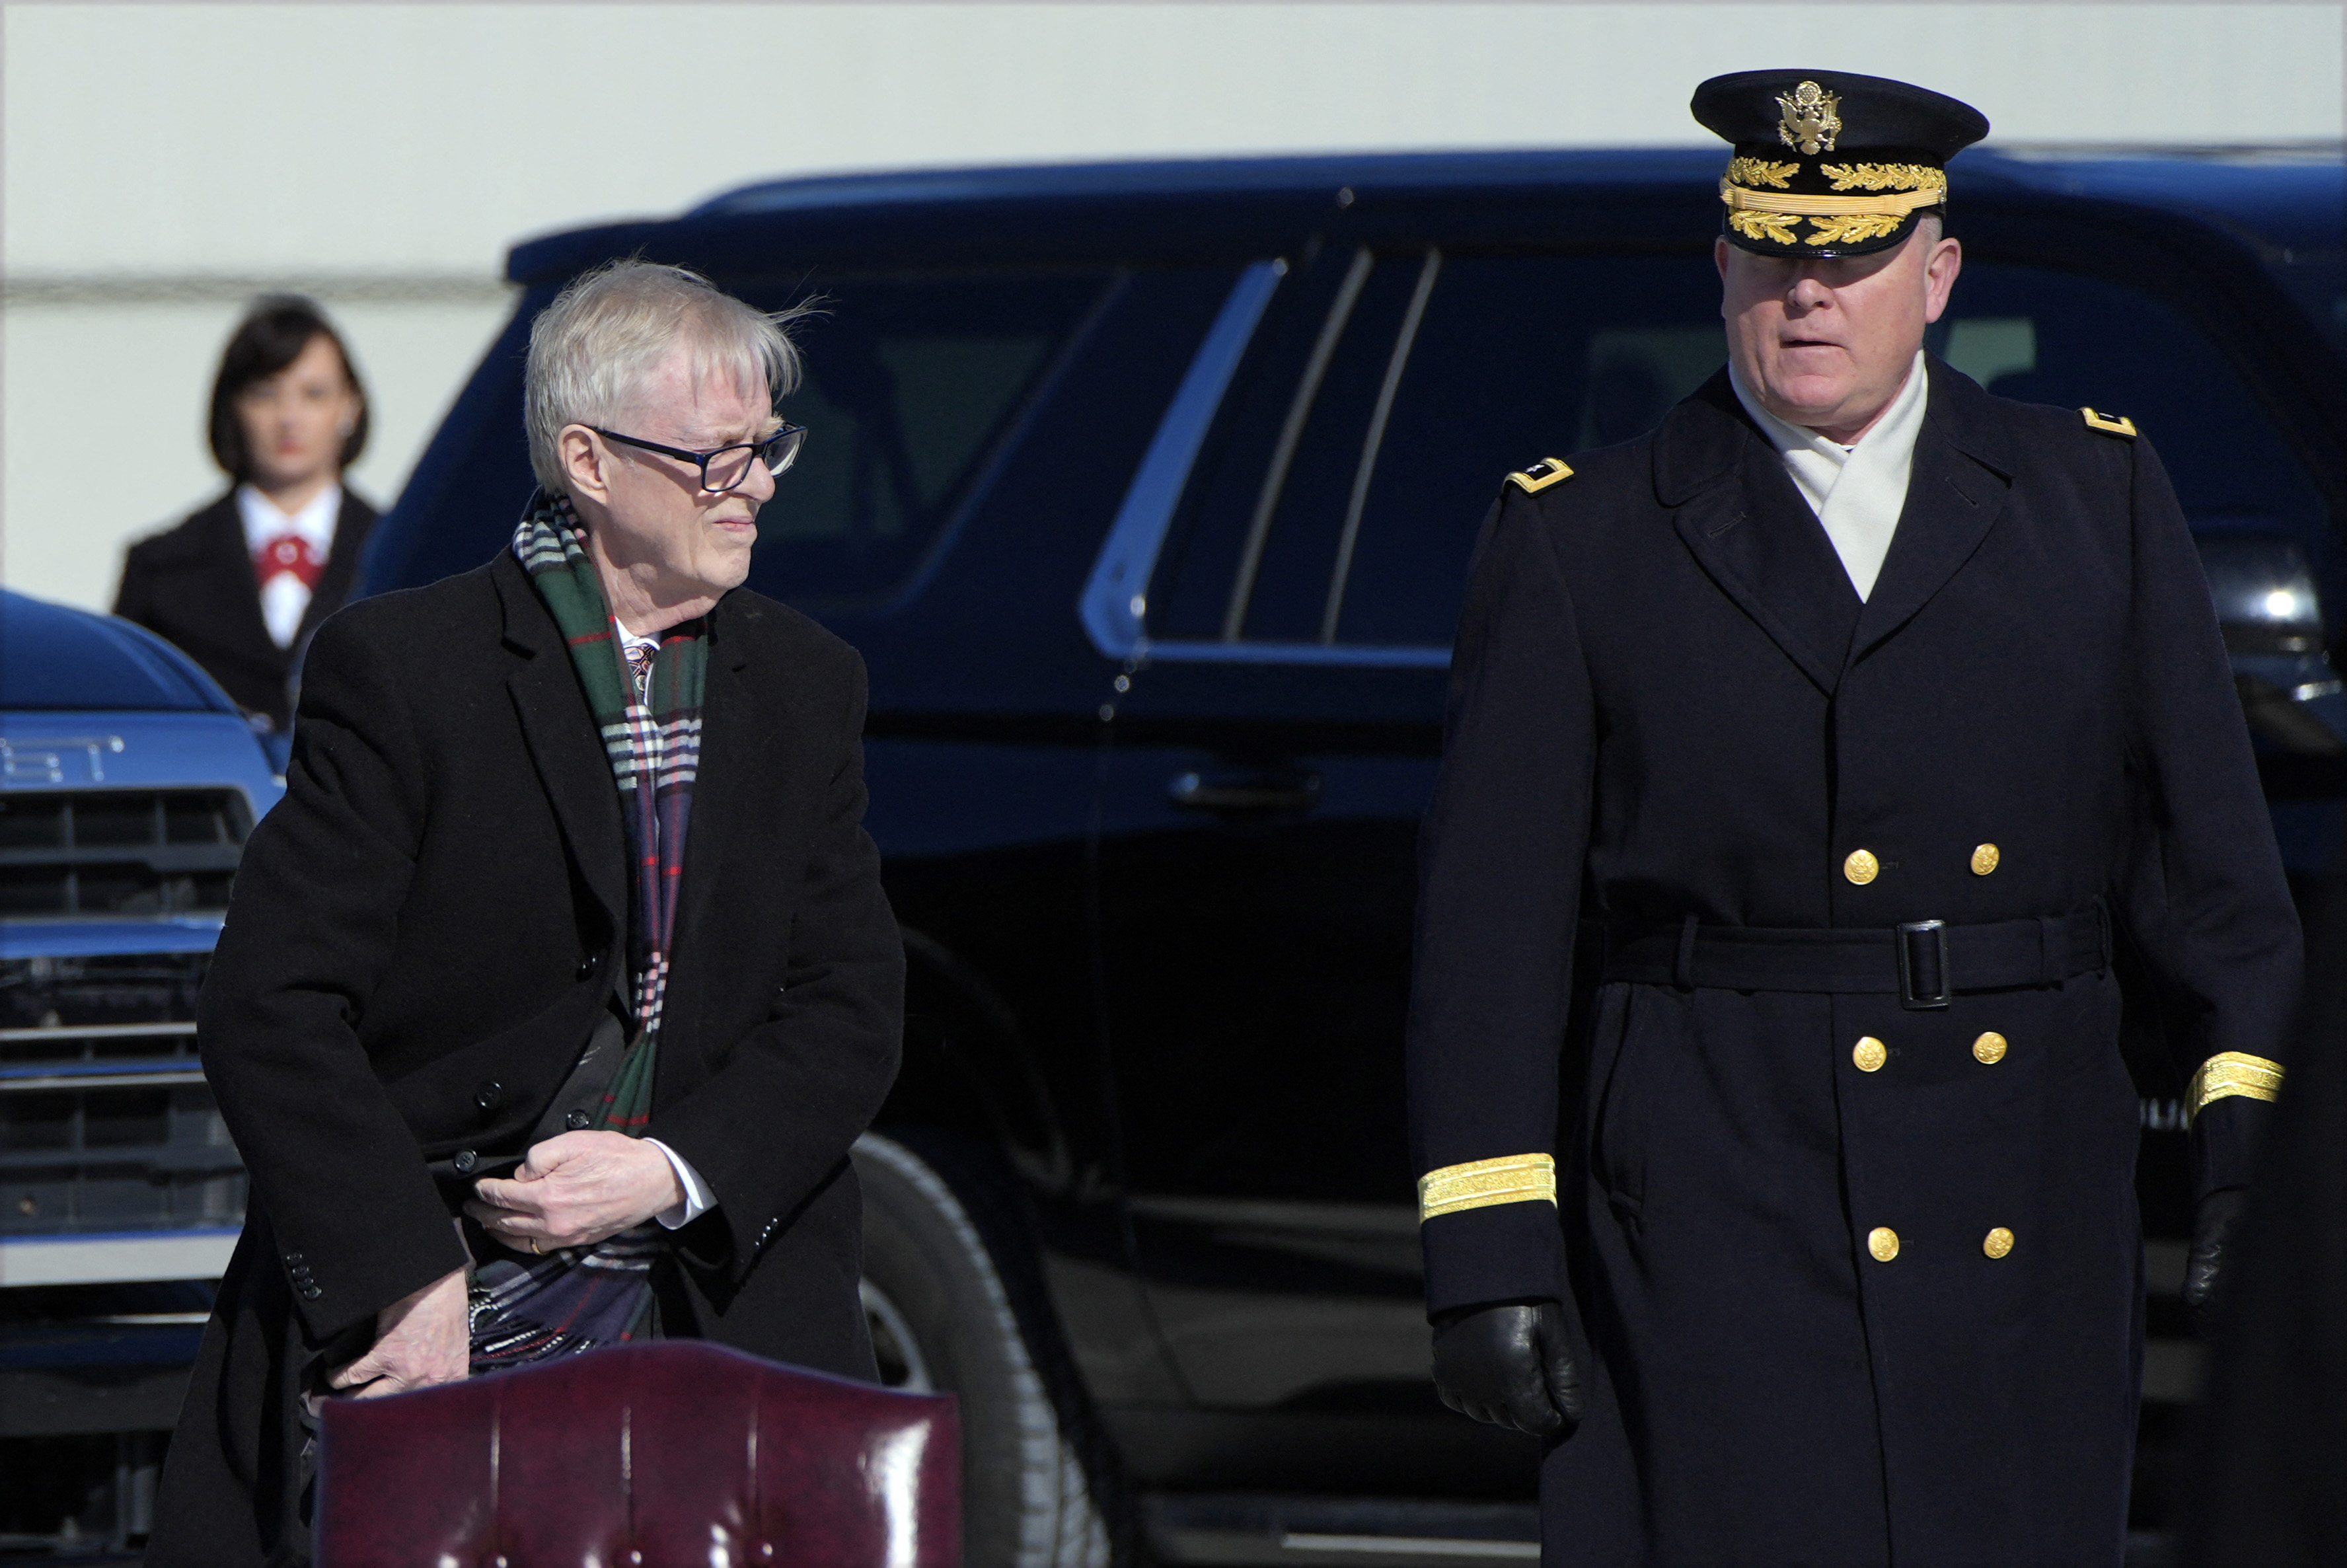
1867, 1226, 1900, 1262
566, 1109, 592, 1131
453, 1149, 478, 1174
300, 1284, 323, 1301
576, 954, 599, 981
1983, 1226, 2015, 1259
474, 1082, 504, 1111
1973, 1031, 2009, 1064
1852, 1036, 1887, 1072
1844, 849, 1880, 885
1971, 842, 2001, 876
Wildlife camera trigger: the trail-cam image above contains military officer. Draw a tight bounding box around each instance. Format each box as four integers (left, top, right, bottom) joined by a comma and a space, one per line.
1405, 71, 2301, 1565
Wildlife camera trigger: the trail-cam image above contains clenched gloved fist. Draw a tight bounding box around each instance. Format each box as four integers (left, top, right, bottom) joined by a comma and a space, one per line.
2180, 1185, 2249, 1337
1431, 1300, 1583, 1438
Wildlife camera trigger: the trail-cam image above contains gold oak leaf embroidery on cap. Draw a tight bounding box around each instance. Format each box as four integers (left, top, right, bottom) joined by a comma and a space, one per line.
1805, 211, 1906, 247
1731, 209, 1803, 246
1728, 157, 1801, 189
1820, 163, 1947, 196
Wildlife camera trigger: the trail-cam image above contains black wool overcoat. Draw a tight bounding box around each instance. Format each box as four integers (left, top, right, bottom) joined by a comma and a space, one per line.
1406, 362, 2301, 1567
149, 550, 905, 1566
114, 489, 378, 731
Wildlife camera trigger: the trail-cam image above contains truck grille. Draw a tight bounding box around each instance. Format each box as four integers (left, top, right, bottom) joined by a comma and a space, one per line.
0, 790, 249, 917
0, 953, 244, 1237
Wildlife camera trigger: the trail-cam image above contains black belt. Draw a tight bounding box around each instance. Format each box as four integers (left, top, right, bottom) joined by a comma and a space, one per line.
1589, 907, 2109, 1011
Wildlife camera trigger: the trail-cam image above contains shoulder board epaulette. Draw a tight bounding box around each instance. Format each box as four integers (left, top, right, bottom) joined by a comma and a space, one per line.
1505, 457, 1575, 494
2080, 407, 2138, 439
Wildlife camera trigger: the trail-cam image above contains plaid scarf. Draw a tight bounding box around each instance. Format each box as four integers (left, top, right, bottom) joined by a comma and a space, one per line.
466, 491, 708, 1371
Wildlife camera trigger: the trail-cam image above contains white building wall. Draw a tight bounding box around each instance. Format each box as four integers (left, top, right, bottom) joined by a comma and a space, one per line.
7, 1, 2342, 609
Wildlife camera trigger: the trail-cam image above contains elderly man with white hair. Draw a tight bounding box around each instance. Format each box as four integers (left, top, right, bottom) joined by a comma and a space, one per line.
152, 262, 905, 1564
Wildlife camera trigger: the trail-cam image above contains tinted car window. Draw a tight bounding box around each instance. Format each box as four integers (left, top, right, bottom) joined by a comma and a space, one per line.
1148, 249, 1726, 650
1156, 246, 2336, 654
733, 272, 1109, 613
1929, 264, 2328, 550
1335, 252, 1726, 646
1146, 246, 1388, 642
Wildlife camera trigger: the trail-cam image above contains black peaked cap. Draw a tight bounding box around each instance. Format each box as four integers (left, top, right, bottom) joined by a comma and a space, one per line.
1692, 70, 1991, 258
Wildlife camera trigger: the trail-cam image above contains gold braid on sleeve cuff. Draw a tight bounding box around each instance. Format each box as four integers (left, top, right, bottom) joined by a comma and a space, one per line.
1417, 1153, 1557, 1222
2187, 1051, 2284, 1123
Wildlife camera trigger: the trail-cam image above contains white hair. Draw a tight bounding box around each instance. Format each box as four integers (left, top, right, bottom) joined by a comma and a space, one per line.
524, 260, 813, 494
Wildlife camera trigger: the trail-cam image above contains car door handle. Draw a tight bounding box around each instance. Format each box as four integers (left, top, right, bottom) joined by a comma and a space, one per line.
1168, 768, 1322, 815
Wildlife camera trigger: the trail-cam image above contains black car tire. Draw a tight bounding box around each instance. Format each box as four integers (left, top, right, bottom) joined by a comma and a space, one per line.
854, 1131, 1115, 1568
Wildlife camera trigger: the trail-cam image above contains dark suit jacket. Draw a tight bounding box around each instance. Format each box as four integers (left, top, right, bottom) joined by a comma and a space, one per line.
1406, 361, 2299, 1563
114, 488, 377, 730
149, 550, 905, 1565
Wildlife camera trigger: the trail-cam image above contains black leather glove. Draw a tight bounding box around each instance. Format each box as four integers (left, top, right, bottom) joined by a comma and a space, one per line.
1431, 1300, 1583, 1437
2180, 1185, 2249, 1337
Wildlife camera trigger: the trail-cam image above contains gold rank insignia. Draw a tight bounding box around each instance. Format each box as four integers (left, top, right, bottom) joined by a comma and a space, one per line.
2187, 1051, 2284, 1122
1418, 1153, 1558, 1221
1505, 458, 1574, 494
2081, 407, 2138, 438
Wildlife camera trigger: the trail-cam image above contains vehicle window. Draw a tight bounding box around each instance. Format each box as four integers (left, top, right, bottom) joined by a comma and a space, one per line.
1927, 263, 2330, 564
1149, 250, 1726, 650
1934, 264, 2346, 766
1152, 245, 2336, 656
1234, 254, 1432, 642
1146, 246, 1394, 642
1335, 254, 1725, 646
735, 272, 1109, 613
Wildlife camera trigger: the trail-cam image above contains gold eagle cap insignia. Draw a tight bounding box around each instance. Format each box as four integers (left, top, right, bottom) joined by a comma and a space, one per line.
1506, 459, 1575, 494
1777, 80, 1842, 157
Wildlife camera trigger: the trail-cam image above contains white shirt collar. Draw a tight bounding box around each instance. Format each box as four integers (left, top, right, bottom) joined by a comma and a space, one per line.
1728, 352, 1929, 603
236, 482, 342, 556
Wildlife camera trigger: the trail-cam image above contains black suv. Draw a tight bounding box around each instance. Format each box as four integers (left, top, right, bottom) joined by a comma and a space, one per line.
369, 148, 2347, 1565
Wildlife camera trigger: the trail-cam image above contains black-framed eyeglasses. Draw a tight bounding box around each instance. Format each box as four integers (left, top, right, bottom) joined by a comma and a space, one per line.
590, 423, 807, 494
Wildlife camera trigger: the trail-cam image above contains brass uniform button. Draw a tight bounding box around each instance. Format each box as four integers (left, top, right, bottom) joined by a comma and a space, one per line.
1844, 849, 1880, 885
1973, 1031, 2009, 1064
1867, 1226, 1900, 1262
1971, 842, 2001, 876
1853, 1037, 1887, 1072
1983, 1227, 2015, 1259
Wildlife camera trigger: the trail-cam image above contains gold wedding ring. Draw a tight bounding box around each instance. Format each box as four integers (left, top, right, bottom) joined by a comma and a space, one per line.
528, 1236, 540, 1255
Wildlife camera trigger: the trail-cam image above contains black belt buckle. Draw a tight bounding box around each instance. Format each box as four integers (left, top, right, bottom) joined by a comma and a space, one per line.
1897, 919, 1951, 1010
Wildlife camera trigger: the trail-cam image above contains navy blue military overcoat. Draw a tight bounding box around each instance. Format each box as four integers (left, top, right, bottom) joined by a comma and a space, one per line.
1406, 361, 2300, 1566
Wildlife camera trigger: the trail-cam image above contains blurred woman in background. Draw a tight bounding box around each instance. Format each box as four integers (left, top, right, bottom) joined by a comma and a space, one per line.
115, 297, 377, 761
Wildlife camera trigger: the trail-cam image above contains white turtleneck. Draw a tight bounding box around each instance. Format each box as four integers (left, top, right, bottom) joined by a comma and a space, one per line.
1728, 350, 1929, 602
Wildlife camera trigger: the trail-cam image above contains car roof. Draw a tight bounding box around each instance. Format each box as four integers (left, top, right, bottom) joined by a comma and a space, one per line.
507, 145, 2344, 283
0, 589, 241, 714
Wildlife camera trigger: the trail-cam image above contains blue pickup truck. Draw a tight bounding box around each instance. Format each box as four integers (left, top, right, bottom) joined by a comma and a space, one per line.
0, 589, 279, 1549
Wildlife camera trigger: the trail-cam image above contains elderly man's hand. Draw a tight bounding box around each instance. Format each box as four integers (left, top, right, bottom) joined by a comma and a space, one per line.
464, 1131, 684, 1252
328, 1266, 468, 1399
